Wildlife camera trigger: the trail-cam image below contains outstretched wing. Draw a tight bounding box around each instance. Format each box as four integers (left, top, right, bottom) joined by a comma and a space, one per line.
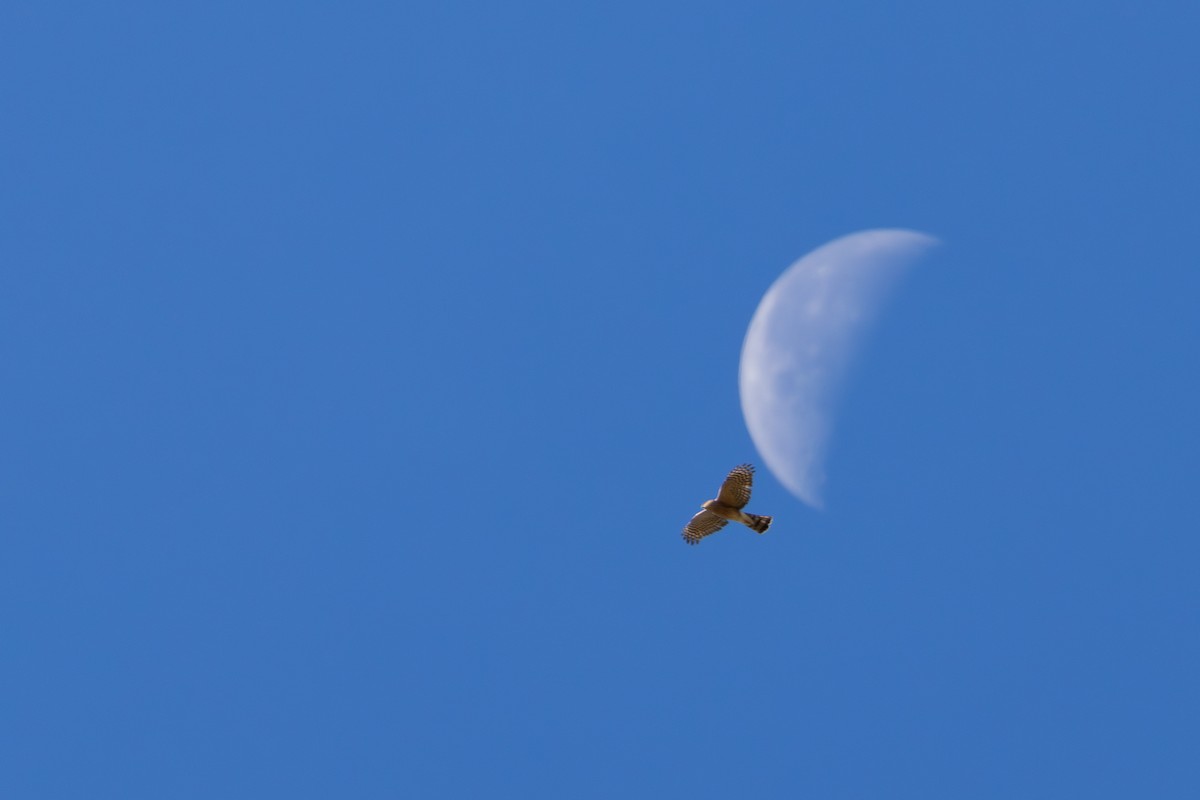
683, 510, 727, 545
716, 464, 755, 509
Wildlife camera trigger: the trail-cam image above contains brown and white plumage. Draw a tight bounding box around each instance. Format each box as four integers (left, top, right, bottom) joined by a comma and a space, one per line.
682, 509, 728, 543
682, 464, 773, 545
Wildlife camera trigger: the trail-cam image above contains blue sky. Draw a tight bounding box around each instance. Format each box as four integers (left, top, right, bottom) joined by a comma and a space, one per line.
3, 2, 1198, 797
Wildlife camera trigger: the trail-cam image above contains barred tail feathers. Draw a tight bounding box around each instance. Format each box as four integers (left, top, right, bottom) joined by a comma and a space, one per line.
745, 514, 772, 534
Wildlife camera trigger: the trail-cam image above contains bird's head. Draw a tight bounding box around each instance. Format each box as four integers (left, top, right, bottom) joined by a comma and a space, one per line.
701, 500, 716, 511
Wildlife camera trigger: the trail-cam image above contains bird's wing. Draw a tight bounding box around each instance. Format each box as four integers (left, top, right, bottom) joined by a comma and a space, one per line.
682, 510, 728, 545
716, 464, 755, 509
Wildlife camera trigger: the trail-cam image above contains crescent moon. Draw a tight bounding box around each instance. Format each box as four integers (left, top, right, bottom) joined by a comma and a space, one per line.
739, 229, 939, 508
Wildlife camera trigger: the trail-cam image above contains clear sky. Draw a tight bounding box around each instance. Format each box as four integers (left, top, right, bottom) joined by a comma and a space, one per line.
4, 2, 1198, 798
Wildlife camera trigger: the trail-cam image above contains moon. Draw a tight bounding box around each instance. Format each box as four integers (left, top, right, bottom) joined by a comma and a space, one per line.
739, 229, 939, 508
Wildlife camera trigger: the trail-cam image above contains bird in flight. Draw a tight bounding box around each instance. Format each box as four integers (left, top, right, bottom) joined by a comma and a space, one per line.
682, 464, 773, 545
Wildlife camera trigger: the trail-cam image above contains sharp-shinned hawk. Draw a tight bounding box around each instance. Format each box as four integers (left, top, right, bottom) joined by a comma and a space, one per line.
682, 464, 774, 545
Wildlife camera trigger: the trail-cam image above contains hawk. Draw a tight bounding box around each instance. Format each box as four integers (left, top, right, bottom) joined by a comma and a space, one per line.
682, 464, 773, 545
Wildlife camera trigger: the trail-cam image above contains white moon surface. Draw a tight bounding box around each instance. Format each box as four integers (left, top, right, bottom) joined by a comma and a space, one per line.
739, 229, 939, 508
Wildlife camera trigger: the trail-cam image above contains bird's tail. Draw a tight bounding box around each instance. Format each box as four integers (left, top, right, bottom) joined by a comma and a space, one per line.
745, 514, 772, 534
